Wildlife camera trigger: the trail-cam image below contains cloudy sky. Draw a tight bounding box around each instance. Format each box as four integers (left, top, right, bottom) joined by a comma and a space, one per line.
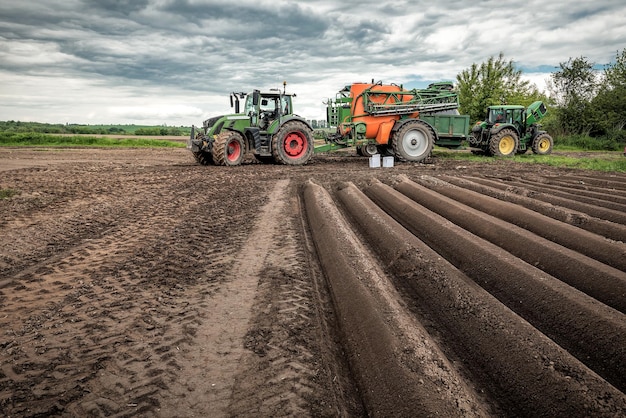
1, 0, 625, 126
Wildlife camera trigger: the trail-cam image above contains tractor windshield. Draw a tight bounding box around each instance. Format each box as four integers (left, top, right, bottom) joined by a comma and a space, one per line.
259, 96, 279, 113
489, 109, 506, 124
489, 108, 524, 124
281, 96, 291, 115
244, 95, 255, 115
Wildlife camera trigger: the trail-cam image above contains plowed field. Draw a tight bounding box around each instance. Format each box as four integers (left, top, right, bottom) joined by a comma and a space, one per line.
1, 147, 625, 417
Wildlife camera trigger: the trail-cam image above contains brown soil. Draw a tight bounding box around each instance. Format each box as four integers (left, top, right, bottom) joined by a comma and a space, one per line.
0, 147, 625, 417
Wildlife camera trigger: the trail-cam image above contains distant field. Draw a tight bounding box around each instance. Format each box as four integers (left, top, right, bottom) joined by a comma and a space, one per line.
0, 132, 187, 148
52, 133, 188, 142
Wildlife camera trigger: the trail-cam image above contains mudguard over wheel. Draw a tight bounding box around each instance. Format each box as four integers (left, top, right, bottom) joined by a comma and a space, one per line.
532, 132, 554, 155
392, 120, 435, 162
192, 151, 213, 165
272, 120, 313, 165
212, 131, 245, 166
489, 129, 519, 157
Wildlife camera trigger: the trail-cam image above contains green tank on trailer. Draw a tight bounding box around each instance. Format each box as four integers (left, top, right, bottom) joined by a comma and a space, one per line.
319, 81, 470, 162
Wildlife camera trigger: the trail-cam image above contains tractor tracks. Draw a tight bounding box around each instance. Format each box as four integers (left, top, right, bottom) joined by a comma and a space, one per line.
303, 172, 626, 417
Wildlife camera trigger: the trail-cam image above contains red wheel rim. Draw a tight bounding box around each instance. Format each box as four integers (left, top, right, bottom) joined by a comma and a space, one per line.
226, 140, 242, 162
283, 132, 307, 158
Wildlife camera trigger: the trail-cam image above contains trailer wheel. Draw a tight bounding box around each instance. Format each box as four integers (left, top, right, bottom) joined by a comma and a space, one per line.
193, 151, 213, 165
272, 120, 313, 165
212, 131, 245, 166
392, 120, 435, 162
360, 143, 379, 158
489, 129, 518, 157
532, 133, 553, 155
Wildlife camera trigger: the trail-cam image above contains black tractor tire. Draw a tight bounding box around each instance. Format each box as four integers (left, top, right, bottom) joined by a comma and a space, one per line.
360, 143, 379, 158
377, 145, 394, 156
489, 129, 519, 157
212, 131, 245, 166
193, 151, 213, 165
254, 155, 275, 164
532, 133, 554, 155
391, 120, 435, 162
469, 131, 483, 148
272, 120, 314, 165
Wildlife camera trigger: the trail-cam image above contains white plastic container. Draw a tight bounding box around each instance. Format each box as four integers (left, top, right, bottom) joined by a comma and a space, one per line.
382, 156, 394, 167
369, 154, 381, 168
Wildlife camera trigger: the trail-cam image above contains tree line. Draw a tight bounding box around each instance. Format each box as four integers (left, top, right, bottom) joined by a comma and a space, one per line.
457, 49, 626, 144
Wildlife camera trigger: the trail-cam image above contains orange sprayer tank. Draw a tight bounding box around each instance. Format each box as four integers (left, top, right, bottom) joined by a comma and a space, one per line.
348, 83, 420, 144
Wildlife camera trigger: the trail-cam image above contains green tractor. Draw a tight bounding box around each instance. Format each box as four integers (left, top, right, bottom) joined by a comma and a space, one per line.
469, 101, 553, 156
188, 83, 314, 166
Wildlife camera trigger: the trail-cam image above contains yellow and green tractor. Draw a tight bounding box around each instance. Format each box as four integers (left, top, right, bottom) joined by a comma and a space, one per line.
470, 101, 553, 156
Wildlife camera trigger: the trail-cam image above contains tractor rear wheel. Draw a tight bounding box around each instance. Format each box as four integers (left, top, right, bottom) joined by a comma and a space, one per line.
193, 151, 213, 165
532, 133, 553, 155
272, 120, 313, 165
392, 120, 435, 162
212, 131, 245, 166
489, 129, 519, 157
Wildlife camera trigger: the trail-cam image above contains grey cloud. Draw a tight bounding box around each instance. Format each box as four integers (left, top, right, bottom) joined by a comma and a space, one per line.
81, 0, 151, 15
161, 0, 329, 39
1, 0, 625, 124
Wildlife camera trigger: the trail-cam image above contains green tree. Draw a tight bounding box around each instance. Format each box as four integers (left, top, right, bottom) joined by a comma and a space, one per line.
456, 52, 536, 123
592, 49, 626, 140
548, 56, 597, 135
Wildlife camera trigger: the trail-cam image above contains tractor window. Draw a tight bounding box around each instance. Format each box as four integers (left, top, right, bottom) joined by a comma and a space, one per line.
281, 96, 290, 115
260, 97, 279, 113
489, 109, 505, 124
511, 109, 523, 124
244, 95, 255, 115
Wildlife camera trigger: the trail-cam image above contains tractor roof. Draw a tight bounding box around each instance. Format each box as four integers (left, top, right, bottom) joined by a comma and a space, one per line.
488, 105, 525, 110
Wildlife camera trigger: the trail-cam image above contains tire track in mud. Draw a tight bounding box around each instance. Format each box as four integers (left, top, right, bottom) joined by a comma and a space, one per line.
0, 164, 271, 416
303, 172, 626, 416
154, 179, 293, 417
227, 185, 360, 417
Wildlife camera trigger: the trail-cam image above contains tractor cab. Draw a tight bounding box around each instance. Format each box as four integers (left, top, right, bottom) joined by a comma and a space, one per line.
244, 90, 293, 131
487, 106, 525, 127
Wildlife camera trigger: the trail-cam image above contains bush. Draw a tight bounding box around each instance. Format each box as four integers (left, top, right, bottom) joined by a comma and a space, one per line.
554, 135, 624, 151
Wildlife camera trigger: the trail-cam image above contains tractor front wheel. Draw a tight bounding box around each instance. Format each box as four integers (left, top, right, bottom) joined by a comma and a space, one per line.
489, 129, 519, 157
272, 120, 313, 165
392, 120, 435, 162
532, 133, 554, 155
193, 151, 213, 165
212, 131, 245, 166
